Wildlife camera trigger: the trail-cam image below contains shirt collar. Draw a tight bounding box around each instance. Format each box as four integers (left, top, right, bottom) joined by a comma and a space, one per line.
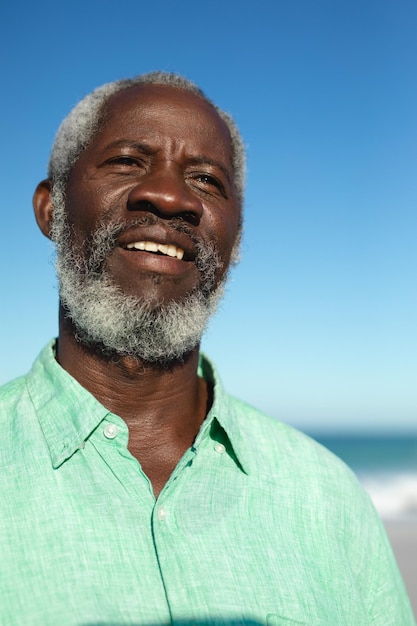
198, 353, 251, 475
26, 341, 250, 474
26, 340, 110, 468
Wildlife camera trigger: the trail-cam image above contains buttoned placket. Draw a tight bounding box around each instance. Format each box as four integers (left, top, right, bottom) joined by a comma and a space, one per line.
148, 431, 234, 618
152, 444, 198, 525
91, 414, 233, 620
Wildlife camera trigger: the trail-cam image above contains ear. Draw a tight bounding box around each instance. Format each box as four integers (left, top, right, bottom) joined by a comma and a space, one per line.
33, 179, 54, 239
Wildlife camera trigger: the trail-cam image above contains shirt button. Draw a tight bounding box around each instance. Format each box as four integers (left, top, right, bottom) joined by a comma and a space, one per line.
157, 506, 167, 521
103, 424, 118, 439
214, 443, 226, 454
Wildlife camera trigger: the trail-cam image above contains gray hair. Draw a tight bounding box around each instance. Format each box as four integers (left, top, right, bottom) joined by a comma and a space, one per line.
48, 71, 246, 205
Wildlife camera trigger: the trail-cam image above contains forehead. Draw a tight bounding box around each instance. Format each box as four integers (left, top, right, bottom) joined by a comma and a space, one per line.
94, 84, 233, 159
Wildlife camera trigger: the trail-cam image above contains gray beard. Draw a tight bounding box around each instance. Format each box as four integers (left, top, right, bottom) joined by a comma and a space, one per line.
50, 183, 228, 365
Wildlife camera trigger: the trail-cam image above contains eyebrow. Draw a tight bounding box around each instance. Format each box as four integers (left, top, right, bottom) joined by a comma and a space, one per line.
103, 140, 155, 155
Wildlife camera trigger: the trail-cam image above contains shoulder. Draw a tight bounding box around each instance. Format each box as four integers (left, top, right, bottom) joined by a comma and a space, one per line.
0, 341, 56, 423
229, 396, 414, 622
228, 394, 382, 539
229, 393, 353, 481
224, 394, 379, 531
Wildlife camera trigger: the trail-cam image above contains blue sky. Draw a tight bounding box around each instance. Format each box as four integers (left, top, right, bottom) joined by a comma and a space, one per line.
1, 0, 416, 432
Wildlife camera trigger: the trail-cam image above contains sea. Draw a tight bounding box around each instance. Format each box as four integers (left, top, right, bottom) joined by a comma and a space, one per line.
310, 433, 417, 522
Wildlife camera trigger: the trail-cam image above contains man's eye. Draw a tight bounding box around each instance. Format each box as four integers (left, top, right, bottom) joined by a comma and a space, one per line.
110, 156, 139, 166
201, 174, 221, 186
102, 156, 145, 169
192, 173, 225, 193
198, 174, 214, 184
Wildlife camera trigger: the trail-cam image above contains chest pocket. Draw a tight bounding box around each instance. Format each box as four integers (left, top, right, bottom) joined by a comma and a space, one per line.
267, 615, 307, 625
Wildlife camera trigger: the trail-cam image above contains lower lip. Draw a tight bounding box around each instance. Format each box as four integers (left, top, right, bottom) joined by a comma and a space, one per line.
115, 247, 192, 276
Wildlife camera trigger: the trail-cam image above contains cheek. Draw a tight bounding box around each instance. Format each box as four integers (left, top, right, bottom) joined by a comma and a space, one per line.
213, 209, 241, 253
64, 184, 107, 236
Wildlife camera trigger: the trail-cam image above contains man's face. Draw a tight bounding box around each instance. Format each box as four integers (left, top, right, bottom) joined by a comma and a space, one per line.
63, 84, 241, 306
50, 85, 241, 362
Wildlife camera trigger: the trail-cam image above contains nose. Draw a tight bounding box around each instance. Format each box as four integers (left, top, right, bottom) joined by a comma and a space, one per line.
127, 165, 203, 225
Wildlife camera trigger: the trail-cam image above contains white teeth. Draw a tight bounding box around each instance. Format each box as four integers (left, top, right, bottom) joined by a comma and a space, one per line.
126, 242, 145, 250
157, 244, 168, 255
126, 241, 185, 260
167, 244, 178, 258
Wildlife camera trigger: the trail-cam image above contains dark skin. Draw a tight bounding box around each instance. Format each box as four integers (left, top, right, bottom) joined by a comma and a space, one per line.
33, 85, 241, 497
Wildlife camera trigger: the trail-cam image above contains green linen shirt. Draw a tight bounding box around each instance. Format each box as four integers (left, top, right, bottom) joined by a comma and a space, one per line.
0, 340, 414, 626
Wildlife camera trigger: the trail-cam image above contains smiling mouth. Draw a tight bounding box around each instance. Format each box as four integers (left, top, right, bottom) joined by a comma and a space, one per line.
125, 241, 185, 260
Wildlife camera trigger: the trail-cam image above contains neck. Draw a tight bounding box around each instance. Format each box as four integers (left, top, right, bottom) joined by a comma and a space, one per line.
56, 309, 211, 496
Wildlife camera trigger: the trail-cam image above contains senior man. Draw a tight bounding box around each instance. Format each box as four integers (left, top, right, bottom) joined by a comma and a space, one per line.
1, 72, 414, 625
